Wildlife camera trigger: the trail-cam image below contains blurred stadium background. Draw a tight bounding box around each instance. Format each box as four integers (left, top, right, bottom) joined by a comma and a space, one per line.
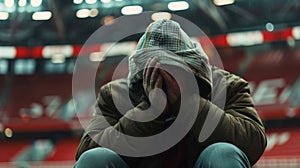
0, 0, 300, 167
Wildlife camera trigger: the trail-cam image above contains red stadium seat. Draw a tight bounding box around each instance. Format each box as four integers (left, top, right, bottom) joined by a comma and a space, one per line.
221, 49, 246, 73
0, 139, 30, 162
5, 74, 72, 118
243, 49, 300, 120
45, 137, 80, 162
256, 128, 300, 167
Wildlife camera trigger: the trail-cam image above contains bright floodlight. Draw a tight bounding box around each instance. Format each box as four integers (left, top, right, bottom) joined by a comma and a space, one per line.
73, 0, 83, 4
227, 31, 263, 47
292, 26, 300, 40
76, 9, 90, 18
0, 12, 9, 20
4, 128, 13, 138
101, 0, 111, 3
89, 52, 105, 62
85, 0, 97, 4
151, 12, 172, 21
121, 5, 143, 15
18, 0, 27, 7
32, 11, 52, 20
5, 0, 14, 8
51, 54, 66, 64
168, 1, 189, 11
265, 22, 274, 32
31, 0, 42, 7
213, 0, 234, 6
89, 9, 99, 17
101, 16, 115, 25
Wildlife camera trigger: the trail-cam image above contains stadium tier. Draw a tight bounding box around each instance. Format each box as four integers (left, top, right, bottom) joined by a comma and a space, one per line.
1, 129, 300, 167
243, 49, 300, 120
0, 48, 300, 132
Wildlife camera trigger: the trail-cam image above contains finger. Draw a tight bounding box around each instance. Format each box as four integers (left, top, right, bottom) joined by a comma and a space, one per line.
150, 62, 161, 89
160, 69, 181, 104
155, 74, 163, 89
143, 58, 151, 81
143, 58, 154, 94
143, 58, 152, 87
150, 75, 165, 112
160, 69, 174, 86
147, 57, 158, 76
145, 57, 158, 87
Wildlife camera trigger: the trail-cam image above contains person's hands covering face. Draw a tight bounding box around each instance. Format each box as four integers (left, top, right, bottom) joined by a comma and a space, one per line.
143, 57, 181, 117
143, 57, 166, 112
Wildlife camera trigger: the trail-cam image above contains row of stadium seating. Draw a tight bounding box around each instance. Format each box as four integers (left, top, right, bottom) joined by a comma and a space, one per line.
1, 128, 300, 167
0, 47, 300, 167
1, 48, 299, 126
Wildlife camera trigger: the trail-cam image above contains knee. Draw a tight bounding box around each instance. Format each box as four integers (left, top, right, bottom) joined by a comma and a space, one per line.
202, 142, 243, 160
76, 147, 120, 168
195, 142, 250, 168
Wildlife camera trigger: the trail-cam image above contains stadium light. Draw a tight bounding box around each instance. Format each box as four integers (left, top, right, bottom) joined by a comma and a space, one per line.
18, 0, 27, 7
0, 60, 8, 74
85, 0, 97, 4
292, 26, 300, 40
227, 31, 263, 46
101, 16, 115, 25
213, 0, 234, 6
151, 12, 172, 21
168, 1, 189, 11
0, 46, 16, 58
31, 0, 42, 7
265, 22, 274, 32
121, 5, 143, 15
4, 0, 14, 8
0, 12, 9, 20
4, 128, 13, 138
73, 0, 83, 4
32, 11, 52, 20
89, 52, 105, 62
89, 9, 99, 17
101, 0, 111, 3
76, 9, 90, 18
287, 37, 295, 48
51, 54, 66, 64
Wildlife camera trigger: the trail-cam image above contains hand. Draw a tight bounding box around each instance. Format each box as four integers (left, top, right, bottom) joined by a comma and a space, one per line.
159, 68, 181, 106
159, 67, 181, 116
143, 57, 168, 114
143, 57, 160, 96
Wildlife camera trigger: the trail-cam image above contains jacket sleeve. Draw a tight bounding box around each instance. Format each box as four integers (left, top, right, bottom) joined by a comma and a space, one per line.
75, 82, 167, 161
190, 74, 267, 166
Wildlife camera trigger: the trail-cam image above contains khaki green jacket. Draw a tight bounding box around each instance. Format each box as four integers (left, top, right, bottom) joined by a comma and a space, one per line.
76, 67, 267, 167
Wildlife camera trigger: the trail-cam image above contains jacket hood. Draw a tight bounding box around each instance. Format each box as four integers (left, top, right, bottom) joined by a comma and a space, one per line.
128, 19, 212, 97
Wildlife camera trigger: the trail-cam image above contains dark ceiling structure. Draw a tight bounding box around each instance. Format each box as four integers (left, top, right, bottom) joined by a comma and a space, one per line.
0, 0, 300, 46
